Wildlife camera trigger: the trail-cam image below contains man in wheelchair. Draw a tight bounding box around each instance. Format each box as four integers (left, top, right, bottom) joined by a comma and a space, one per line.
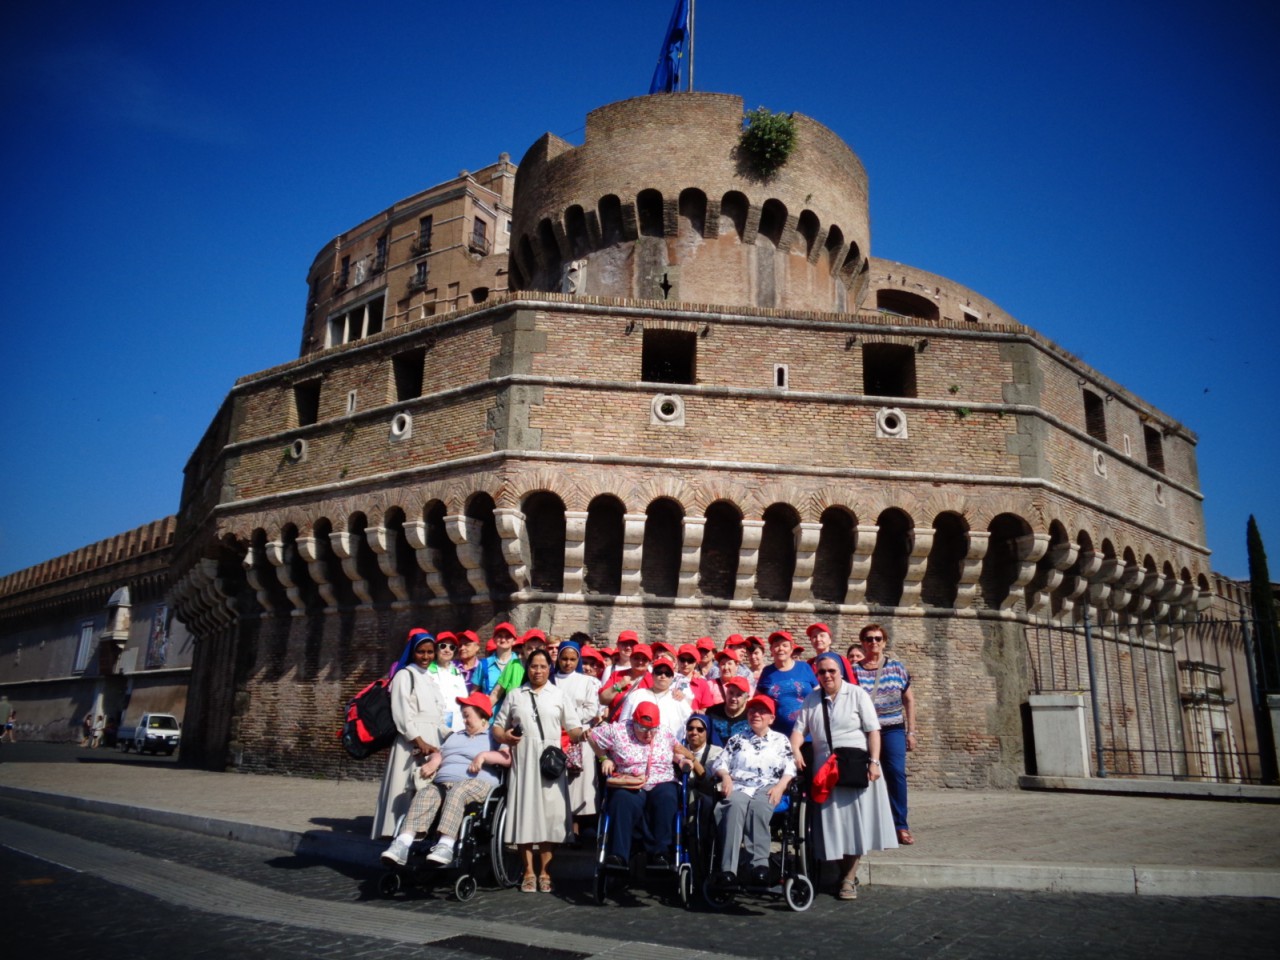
709, 693, 796, 889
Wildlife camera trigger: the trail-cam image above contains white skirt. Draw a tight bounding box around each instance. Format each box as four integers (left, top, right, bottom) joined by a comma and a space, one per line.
816, 776, 899, 859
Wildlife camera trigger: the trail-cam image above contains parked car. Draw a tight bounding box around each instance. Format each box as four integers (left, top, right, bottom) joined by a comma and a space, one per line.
117, 713, 181, 755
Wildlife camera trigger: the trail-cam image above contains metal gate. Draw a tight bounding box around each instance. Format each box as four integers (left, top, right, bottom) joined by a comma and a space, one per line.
1026, 604, 1275, 784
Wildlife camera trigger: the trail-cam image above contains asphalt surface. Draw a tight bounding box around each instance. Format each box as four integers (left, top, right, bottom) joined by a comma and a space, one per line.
4, 795, 1279, 960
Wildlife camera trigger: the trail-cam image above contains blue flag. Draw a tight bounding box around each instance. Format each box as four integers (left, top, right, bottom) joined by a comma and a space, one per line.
649, 0, 690, 94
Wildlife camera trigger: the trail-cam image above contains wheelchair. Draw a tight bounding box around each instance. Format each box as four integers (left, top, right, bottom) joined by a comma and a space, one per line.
591, 772, 695, 907
698, 778, 816, 912
376, 776, 520, 902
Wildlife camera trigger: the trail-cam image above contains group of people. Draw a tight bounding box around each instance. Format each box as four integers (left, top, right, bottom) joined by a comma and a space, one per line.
371, 620, 918, 900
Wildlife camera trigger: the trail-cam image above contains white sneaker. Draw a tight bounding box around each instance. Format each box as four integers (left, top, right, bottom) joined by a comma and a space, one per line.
380, 838, 411, 867
426, 842, 454, 865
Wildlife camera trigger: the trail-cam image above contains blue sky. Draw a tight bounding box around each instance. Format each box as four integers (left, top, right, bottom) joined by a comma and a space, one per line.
2, 0, 1277, 580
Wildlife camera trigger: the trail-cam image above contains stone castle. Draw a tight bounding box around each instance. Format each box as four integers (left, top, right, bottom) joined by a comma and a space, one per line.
1, 93, 1222, 786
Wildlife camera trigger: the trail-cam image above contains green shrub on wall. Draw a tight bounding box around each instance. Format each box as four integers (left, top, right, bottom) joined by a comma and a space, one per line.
740, 107, 796, 178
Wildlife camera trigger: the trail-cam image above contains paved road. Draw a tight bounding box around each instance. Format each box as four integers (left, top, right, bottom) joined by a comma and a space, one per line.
2, 796, 1278, 960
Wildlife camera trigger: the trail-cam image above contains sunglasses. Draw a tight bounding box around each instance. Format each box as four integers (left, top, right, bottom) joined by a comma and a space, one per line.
817, 668, 840, 676
678, 656, 697, 663
653, 668, 674, 677
863, 637, 885, 643
436, 642, 457, 650
686, 724, 706, 733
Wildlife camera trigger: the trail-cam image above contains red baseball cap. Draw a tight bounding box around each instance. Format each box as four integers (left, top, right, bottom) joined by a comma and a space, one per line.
435, 631, 458, 645
630, 643, 653, 661
767, 630, 794, 646
522, 628, 547, 643
458, 630, 480, 645
677, 643, 700, 660
722, 675, 750, 693
652, 641, 676, 657
617, 629, 639, 645
580, 646, 606, 664
485, 638, 497, 654
716, 649, 741, 663
792, 643, 806, 656
493, 622, 518, 638
695, 637, 716, 652
652, 654, 676, 671
456, 691, 494, 718
806, 622, 832, 637
725, 634, 747, 647
632, 701, 660, 729
746, 694, 777, 714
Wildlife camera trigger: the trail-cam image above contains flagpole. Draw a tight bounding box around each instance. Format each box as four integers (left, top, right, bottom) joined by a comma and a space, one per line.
688, 0, 695, 91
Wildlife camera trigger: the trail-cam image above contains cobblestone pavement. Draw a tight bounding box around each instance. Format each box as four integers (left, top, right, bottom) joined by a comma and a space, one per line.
3, 797, 1278, 960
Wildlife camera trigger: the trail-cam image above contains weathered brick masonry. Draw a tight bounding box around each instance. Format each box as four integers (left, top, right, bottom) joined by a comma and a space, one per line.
166, 93, 1212, 784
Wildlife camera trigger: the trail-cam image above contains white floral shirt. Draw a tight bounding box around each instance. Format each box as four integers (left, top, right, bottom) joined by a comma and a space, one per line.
711, 729, 796, 798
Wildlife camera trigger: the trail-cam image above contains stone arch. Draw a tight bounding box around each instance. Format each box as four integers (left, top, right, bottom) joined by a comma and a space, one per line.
758, 199, 788, 247
637, 189, 665, 238
517, 234, 538, 287
466, 492, 516, 596
598, 194, 625, 246
840, 241, 862, 280
641, 497, 684, 597
699, 499, 743, 600
344, 510, 386, 605
980, 513, 1033, 610
564, 204, 591, 258
425, 500, 471, 601
249, 527, 289, 614
523, 491, 566, 593
866, 507, 912, 607
537, 218, 563, 288
812, 505, 856, 604
823, 225, 846, 275
684, 477, 753, 517
922, 511, 969, 608
382, 505, 426, 605
757, 502, 800, 602
584, 493, 625, 595
807, 486, 873, 528
876, 288, 939, 321
678, 188, 707, 239
720, 191, 748, 240
795, 210, 820, 259
631, 476, 693, 516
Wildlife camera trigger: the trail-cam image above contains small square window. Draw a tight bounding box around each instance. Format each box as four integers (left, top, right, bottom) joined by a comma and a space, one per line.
294, 379, 322, 426
642, 329, 696, 384
392, 348, 425, 402
862, 343, 916, 398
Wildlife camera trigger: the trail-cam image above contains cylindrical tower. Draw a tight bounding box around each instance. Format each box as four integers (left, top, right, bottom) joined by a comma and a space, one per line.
511, 93, 870, 312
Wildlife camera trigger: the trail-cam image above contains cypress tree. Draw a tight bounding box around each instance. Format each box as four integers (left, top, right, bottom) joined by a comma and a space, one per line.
1246, 515, 1279, 691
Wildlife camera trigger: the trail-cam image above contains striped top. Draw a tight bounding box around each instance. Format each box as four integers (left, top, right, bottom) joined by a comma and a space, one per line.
852, 658, 911, 727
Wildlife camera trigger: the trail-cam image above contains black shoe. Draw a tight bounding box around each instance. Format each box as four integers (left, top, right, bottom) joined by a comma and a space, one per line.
648, 853, 671, 869
605, 854, 627, 869
749, 865, 770, 887
715, 870, 738, 890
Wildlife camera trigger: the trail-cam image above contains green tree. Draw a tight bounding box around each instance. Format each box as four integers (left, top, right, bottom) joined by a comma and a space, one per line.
1247, 515, 1279, 691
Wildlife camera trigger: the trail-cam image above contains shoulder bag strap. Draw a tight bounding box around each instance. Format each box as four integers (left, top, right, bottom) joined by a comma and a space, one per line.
821, 694, 835, 754
527, 687, 547, 743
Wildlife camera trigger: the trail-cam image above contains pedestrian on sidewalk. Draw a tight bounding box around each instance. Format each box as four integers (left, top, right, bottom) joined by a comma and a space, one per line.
853, 624, 917, 846
2, 709, 16, 743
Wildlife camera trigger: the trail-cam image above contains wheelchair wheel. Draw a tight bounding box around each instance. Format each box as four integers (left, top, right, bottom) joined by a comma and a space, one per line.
784, 874, 814, 913
701, 875, 733, 911
677, 863, 693, 909
454, 874, 478, 902
592, 864, 610, 905
489, 797, 521, 888
377, 871, 402, 898
795, 795, 817, 880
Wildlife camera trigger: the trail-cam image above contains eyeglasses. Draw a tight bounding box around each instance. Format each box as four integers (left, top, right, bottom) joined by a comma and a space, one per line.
862, 637, 885, 643
817, 668, 840, 676
653, 669, 674, 678
437, 642, 457, 649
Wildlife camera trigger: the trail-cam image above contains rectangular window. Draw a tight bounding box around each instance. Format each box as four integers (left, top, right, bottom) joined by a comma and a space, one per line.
392, 348, 425, 401
641, 329, 697, 384
325, 294, 385, 347
337, 255, 351, 289
773, 363, 789, 389
470, 218, 490, 255
346, 390, 358, 415
1083, 389, 1107, 442
415, 216, 433, 255
74, 621, 95, 673
373, 235, 387, 273
294, 379, 322, 426
862, 343, 917, 398
1144, 424, 1165, 473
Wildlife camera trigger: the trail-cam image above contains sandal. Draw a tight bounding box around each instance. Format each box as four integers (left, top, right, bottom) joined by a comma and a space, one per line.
897, 829, 915, 846
838, 879, 858, 901
520, 874, 537, 893
538, 874, 553, 893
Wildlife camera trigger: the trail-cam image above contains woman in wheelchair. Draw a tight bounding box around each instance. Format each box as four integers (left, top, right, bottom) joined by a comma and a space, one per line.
587, 700, 690, 869
380, 691, 510, 868
709, 693, 796, 889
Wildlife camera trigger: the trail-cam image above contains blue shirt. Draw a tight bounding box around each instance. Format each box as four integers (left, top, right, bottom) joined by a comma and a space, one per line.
756, 661, 819, 736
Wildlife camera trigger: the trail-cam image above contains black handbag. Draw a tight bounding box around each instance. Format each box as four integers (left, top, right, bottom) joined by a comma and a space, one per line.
823, 696, 870, 789
528, 688, 568, 781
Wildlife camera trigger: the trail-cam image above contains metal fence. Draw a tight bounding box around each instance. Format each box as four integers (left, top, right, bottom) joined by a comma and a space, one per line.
1026, 605, 1275, 784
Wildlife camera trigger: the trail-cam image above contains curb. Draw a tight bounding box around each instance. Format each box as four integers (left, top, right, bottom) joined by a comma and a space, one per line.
3, 784, 1277, 899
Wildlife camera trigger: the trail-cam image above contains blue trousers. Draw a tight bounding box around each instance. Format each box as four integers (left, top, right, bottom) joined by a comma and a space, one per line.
880, 725, 909, 831
607, 781, 679, 858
